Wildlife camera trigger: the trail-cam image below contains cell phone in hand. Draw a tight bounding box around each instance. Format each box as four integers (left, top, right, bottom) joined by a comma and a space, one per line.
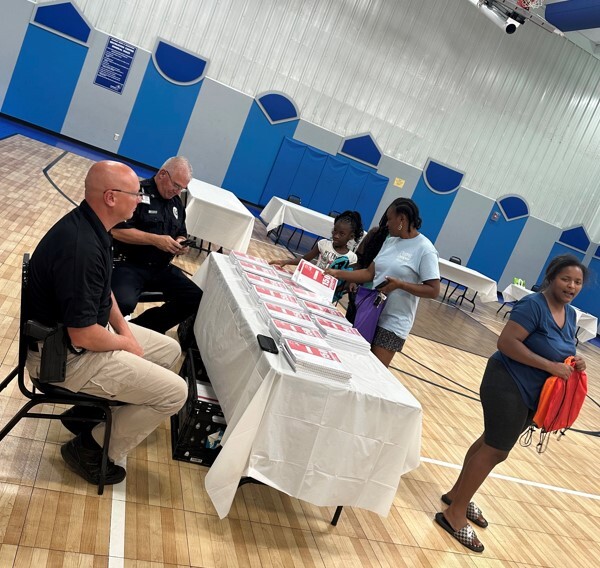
257, 334, 279, 354
374, 280, 388, 290
179, 239, 195, 247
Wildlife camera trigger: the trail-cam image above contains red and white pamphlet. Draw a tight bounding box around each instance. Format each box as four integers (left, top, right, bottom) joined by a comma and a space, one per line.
291, 259, 338, 303
269, 318, 328, 348
302, 300, 347, 323
281, 338, 351, 382
236, 259, 280, 280
242, 271, 291, 293
286, 280, 332, 306
229, 250, 269, 266
313, 316, 370, 353
250, 285, 301, 309
260, 302, 316, 328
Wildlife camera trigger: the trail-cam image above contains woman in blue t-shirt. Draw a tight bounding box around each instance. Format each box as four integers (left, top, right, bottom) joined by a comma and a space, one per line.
436, 255, 588, 553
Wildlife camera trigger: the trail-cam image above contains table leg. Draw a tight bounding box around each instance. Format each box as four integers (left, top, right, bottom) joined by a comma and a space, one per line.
330, 506, 343, 526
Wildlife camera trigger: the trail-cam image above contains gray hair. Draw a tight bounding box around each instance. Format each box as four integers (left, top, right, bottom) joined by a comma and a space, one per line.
161, 156, 193, 179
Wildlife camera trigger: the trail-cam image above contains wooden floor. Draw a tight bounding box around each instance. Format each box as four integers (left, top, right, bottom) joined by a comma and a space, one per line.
0, 134, 599, 567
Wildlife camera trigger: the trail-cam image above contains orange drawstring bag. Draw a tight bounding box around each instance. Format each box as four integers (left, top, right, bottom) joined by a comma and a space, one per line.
522, 356, 588, 453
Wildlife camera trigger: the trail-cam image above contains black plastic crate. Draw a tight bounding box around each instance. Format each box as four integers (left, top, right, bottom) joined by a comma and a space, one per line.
171, 349, 226, 466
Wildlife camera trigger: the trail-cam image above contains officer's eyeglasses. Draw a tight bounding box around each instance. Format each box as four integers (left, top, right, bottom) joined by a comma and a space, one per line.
104, 189, 146, 198
164, 170, 188, 192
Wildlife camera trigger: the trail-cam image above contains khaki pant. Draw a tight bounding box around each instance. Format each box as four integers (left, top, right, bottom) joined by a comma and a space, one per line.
27, 323, 187, 462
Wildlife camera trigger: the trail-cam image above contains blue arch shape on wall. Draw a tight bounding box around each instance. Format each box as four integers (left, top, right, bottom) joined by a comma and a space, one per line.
152, 39, 208, 84
468, 199, 529, 283
411, 159, 465, 242
498, 195, 529, 221
222, 101, 299, 203
559, 226, 590, 252
423, 159, 464, 194
339, 134, 381, 167
256, 92, 299, 124
34, 2, 91, 44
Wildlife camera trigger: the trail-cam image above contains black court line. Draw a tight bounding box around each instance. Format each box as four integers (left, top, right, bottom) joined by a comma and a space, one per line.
43, 150, 78, 207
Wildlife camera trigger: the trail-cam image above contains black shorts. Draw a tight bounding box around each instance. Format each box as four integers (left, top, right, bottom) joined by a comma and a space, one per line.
480, 357, 535, 452
372, 326, 406, 352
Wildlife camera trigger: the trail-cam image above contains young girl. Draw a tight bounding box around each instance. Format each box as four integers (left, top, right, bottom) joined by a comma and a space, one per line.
269, 210, 363, 270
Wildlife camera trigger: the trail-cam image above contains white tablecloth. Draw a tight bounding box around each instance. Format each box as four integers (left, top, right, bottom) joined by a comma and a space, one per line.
192, 253, 422, 519
439, 259, 498, 303
260, 197, 334, 238
502, 284, 598, 342
185, 178, 255, 253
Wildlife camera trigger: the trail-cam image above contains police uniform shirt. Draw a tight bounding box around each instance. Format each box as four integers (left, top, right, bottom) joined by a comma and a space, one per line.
112, 177, 187, 267
29, 200, 113, 329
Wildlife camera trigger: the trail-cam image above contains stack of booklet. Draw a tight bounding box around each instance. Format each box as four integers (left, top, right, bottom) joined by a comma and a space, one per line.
313, 316, 371, 354
250, 285, 301, 309
235, 258, 280, 280
229, 250, 269, 266
281, 338, 352, 383
269, 318, 329, 348
286, 280, 332, 306
242, 271, 290, 293
302, 300, 348, 324
260, 301, 317, 328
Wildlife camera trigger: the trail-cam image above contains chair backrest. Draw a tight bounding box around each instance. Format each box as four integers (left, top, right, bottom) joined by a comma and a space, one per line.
531, 284, 541, 292
328, 210, 341, 218
287, 195, 302, 205
449, 256, 462, 265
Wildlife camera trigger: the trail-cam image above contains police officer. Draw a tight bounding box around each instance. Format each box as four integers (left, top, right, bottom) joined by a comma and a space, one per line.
111, 156, 202, 335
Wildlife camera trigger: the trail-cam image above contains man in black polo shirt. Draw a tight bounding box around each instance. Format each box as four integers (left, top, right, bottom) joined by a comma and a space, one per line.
111, 156, 202, 336
27, 161, 187, 485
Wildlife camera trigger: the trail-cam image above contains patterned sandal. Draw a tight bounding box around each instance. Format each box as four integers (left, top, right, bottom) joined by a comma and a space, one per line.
441, 494, 488, 528
435, 512, 484, 553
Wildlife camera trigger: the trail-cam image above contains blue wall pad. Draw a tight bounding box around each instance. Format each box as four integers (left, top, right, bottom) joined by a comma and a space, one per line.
339, 134, 381, 167
571, 255, 600, 318
2, 25, 87, 133
288, 147, 328, 205
307, 156, 349, 215
256, 92, 299, 124
222, 101, 298, 203
118, 61, 202, 168
354, 173, 388, 228
545, 0, 600, 32
468, 201, 528, 282
153, 40, 207, 84
260, 137, 306, 205
34, 1, 91, 43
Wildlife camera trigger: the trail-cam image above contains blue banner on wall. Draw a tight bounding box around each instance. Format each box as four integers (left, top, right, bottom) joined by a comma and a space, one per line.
94, 37, 136, 94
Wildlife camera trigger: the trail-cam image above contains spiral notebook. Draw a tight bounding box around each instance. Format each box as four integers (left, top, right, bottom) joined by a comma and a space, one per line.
281, 338, 351, 383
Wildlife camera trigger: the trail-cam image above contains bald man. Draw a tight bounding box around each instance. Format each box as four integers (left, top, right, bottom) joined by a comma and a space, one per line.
26, 161, 187, 486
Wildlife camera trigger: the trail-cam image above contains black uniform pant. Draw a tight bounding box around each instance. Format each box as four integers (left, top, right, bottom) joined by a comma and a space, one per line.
112, 262, 203, 334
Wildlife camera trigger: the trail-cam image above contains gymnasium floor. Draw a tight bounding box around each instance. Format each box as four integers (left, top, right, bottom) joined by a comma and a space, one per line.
0, 132, 598, 567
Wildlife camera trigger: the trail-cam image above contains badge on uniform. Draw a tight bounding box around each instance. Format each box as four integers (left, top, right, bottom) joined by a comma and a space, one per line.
141, 195, 151, 205
173, 207, 178, 219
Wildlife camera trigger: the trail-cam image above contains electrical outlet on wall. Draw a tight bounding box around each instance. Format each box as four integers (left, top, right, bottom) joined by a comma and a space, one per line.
113, 133, 120, 141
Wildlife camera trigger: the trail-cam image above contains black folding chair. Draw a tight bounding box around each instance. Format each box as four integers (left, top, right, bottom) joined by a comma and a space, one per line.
0, 254, 123, 495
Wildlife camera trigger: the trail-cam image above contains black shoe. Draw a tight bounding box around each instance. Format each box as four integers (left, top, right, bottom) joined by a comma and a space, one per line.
60, 405, 106, 436
177, 315, 197, 351
60, 435, 126, 485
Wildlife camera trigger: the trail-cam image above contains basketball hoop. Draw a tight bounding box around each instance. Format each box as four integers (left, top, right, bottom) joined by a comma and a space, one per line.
517, 0, 545, 8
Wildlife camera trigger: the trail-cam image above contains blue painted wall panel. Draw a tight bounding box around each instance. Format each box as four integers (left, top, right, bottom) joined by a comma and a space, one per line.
468, 202, 527, 281
288, 146, 328, 205
354, 174, 388, 228
329, 166, 369, 215
411, 176, 459, 243
259, 137, 306, 205
307, 156, 348, 214
222, 101, 298, 203
2, 25, 87, 132
118, 61, 202, 167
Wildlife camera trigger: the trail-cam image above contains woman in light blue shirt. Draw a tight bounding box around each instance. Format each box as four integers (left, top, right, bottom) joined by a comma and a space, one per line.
327, 198, 440, 367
